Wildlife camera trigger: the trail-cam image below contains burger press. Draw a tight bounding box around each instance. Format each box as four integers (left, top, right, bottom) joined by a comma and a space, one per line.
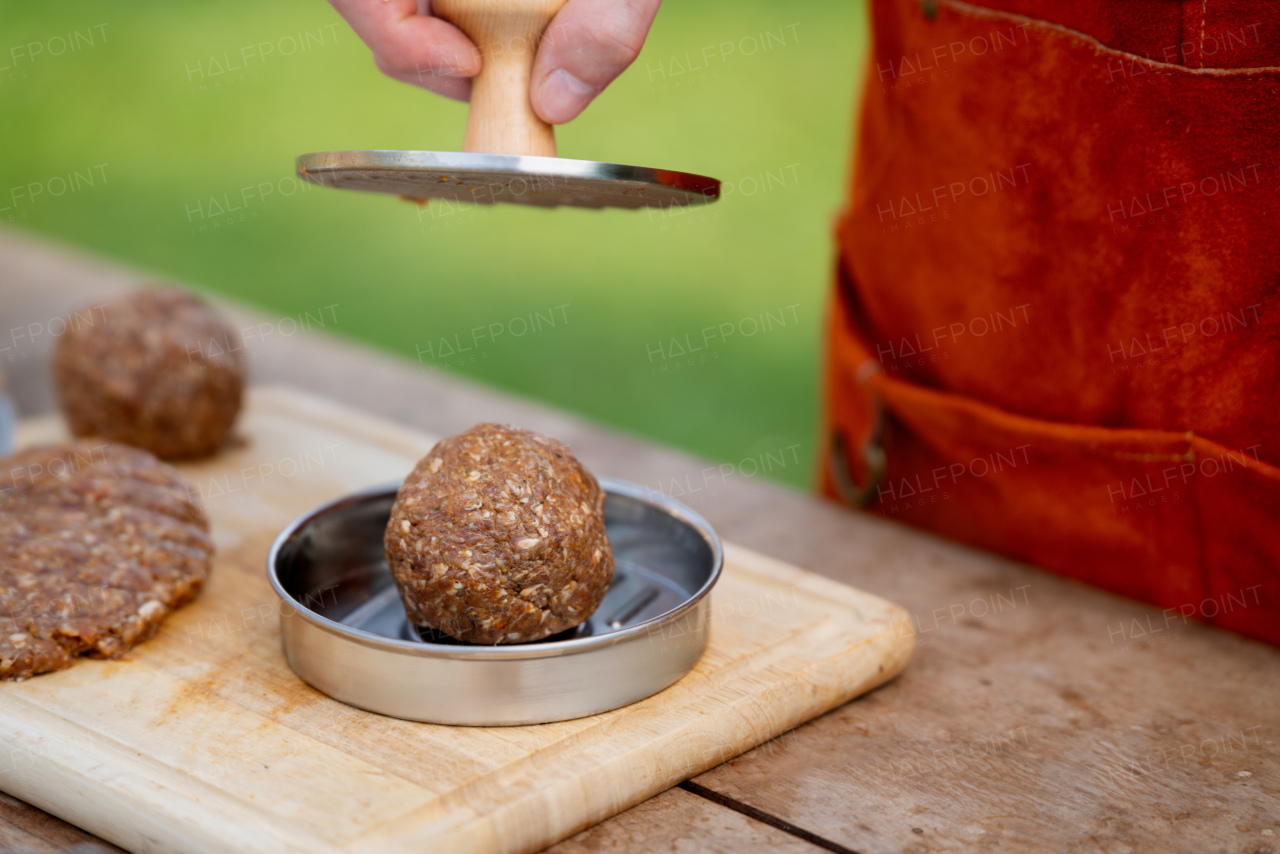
267, 477, 723, 726
296, 0, 720, 210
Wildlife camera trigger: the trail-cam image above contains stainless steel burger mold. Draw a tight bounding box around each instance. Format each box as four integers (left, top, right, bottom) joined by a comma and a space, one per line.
267, 477, 723, 726
296, 0, 719, 210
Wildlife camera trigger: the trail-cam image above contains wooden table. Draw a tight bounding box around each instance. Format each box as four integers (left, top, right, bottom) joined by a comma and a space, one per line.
1, 228, 1277, 854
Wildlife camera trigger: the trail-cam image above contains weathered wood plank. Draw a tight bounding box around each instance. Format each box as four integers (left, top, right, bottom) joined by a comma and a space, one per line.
547, 787, 827, 854
686, 514, 1280, 853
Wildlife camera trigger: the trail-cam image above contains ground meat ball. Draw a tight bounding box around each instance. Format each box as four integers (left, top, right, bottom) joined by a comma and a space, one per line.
0, 440, 214, 680
53, 287, 244, 459
385, 423, 613, 644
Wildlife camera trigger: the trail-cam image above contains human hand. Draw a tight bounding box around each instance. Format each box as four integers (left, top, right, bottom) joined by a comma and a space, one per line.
327, 0, 661, 124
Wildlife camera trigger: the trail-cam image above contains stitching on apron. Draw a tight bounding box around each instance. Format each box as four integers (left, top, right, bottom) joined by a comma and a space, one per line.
937, 0, 1280, 77
1199, 0, 1209, 69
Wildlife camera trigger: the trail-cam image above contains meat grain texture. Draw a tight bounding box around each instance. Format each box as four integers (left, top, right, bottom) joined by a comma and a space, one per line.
0, 441, 213, 680
53, 286, 244, 460
386, 424, 613, 644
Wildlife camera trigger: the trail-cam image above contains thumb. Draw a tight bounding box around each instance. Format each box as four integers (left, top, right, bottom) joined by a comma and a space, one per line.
531, 0, 662, 125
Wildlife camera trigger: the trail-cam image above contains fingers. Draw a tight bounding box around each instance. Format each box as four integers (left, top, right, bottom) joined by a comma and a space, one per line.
327, 0, 661, 113
375, 52, 474, 101
531, 0, 662, 124
327, 0, 481, 100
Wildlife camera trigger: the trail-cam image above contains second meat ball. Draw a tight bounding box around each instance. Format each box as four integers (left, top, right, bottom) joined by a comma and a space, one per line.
52, 287, 244, 460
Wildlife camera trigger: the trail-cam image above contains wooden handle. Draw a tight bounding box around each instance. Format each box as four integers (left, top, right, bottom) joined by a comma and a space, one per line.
433, 0, 569, 157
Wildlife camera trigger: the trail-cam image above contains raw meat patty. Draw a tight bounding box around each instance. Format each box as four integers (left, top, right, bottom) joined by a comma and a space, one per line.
0, 441, 213, 680
385, 423, 612, 644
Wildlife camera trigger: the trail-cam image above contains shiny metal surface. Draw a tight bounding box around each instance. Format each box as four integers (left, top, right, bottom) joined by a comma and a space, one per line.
267, 477, 722, 725
0, 393, 14, 455
297, 150, 720, 210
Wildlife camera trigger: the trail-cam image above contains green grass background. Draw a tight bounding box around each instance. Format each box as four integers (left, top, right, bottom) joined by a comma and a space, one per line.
0, 1, 868, 488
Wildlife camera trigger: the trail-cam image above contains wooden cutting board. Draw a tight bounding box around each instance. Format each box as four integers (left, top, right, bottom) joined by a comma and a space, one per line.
0, 387, 914, 854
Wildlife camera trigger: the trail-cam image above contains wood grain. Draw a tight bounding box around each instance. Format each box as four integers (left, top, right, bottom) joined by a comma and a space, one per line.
683, 497, 1280, 853
0, 790, 125, 854
4, 232, 1279, 853
433, 0, 567, 156
546, 787, 826, 854
0, 387, 913, 854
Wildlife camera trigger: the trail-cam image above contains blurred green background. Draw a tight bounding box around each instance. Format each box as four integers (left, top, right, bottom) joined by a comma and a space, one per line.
0, 0, 868, 488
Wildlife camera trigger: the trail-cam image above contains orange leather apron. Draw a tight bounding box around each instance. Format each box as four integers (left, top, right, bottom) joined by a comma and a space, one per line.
821, 0, 1280, 645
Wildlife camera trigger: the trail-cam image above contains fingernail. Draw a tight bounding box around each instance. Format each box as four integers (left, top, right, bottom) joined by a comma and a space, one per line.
537, 68, 599, 124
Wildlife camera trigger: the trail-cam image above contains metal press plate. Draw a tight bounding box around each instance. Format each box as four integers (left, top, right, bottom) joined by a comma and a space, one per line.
267, 477, 723, 725
297, 150, 720, 210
